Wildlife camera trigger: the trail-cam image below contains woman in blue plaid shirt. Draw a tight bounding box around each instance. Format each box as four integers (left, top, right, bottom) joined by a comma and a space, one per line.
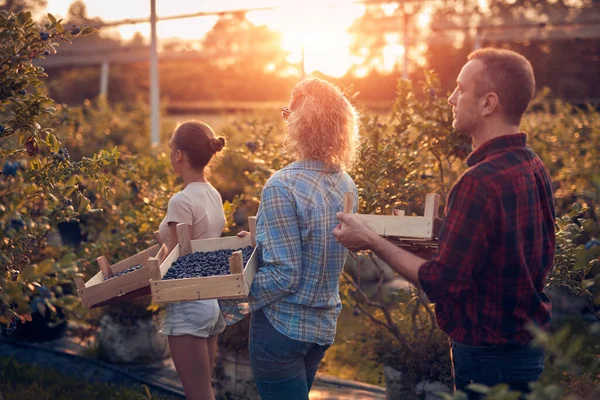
232, 78, 360, 399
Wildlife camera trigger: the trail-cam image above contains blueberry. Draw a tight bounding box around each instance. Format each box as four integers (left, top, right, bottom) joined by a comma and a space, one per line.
10, 217, 25, 231
71, 27, 81, 35
585, 238, 600, 251
43, 50, 50, 56
2, 162, 17, 177
40, 32, 49, 41
0, 125, 4, 134
18, 89, 26, 96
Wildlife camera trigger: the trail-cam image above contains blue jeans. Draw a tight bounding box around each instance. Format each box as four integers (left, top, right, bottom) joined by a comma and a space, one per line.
249, 309, 330, 400
451, 340, 545, 399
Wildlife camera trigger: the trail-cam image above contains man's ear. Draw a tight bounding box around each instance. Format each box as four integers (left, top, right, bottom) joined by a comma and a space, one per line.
481, 92, 500, 117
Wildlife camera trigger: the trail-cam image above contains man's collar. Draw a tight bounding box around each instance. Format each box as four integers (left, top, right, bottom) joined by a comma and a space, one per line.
466, 133, 528, 167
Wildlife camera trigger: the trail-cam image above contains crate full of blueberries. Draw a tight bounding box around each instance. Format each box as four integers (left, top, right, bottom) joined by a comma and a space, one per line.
149, 218, 258, 303
74, 242, 169, 308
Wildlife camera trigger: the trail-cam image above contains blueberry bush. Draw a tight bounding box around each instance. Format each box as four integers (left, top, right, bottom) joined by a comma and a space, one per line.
0, 10, 117, 326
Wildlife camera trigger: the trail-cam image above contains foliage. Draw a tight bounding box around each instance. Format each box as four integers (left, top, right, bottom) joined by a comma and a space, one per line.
218, 314, 251, 356
0, 10, 117, 326
348, 256, 453, 388
351, 71, 470, 215
547, 204, 600, 312
526, 91, 600, 219
0, 356, 182, 400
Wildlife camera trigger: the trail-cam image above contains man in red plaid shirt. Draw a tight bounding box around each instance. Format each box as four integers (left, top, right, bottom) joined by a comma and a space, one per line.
334, 48, 555, 397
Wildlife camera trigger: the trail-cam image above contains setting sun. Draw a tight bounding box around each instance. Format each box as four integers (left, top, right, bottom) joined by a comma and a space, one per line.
44, 0, 413, 78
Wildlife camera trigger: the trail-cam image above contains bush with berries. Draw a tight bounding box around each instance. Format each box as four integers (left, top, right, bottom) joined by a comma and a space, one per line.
0, 10, 117, 328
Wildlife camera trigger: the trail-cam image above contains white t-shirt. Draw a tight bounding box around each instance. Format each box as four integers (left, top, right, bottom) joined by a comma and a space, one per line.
159, 182, 226, 243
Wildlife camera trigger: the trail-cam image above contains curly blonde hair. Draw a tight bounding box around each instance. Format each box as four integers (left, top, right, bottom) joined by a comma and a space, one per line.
284, 78, 360, 170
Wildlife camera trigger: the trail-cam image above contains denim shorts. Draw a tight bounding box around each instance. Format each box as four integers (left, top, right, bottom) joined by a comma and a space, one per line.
160, 299, 226, 338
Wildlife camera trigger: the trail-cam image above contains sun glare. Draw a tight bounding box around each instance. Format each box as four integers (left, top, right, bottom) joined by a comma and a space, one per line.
248, 1, 364, 78
45, 0, 440, 78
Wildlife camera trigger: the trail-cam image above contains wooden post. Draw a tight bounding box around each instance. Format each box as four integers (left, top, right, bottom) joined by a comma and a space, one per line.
157, 243, 169, 264
176, 222, 192, 256
343, 192, 354, 214
342, 192, 354, 228
139, 248, 149, 268
154, 230, 162, 244
96, 255, 113, 279
229, 250, 243, 275
148, 256, 161, 282
424, 193, 440, 219
248, 216, 256, 247
73, 276, 86, 293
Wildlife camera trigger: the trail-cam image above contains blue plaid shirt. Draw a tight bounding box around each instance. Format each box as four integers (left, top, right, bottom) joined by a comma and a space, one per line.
221, 160, 357, 346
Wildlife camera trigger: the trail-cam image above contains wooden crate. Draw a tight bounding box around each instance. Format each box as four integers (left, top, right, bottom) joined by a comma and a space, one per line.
352, 193, 442, 247
74, 243, 169, 309
150, 217, 258, 304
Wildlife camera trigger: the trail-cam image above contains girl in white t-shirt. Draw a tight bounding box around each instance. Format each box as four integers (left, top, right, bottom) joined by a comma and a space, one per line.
157, 120, 227, 400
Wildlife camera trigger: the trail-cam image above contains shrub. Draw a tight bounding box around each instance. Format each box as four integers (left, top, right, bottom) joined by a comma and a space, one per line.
0, 10, 117, 326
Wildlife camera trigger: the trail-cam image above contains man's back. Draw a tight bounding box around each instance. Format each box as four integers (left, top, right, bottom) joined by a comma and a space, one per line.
419, 133, 555, 345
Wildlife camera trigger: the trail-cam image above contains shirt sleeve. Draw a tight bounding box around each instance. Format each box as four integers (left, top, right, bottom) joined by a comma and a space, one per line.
247, 184, 303, 311
418, 175, 495, 304
165, 193, 194, 227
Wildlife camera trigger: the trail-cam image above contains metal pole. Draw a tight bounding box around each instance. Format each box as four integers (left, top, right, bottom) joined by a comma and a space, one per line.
150, 0, 160, 147
301, 41, 306, 80
474, 26, 482, 50
100, 60, 109, 99
403, 10, 409, 79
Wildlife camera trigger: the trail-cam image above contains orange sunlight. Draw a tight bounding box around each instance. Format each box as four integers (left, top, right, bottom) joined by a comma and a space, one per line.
248, 1, 365, 77
46, 0, 441, 78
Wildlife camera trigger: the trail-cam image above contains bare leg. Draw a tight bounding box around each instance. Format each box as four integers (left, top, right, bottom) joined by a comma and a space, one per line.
207, 334, 219, 376
169, 335, 214, 400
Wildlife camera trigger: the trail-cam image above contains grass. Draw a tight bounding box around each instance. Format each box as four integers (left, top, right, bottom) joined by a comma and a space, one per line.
0, 357, 182, 400
318, 305, 384, 386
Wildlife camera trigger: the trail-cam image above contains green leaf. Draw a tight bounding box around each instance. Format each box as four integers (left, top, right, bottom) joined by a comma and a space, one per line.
46, 133, 60, 152
55, 22, 64, 33
19, 266, 36, 282
80, 27, 96, 36
47, 13, 57, 24
64, 186, 76, 198
66, 175, 79, 187
36, 259, 54, 275
465, 383, 490, 394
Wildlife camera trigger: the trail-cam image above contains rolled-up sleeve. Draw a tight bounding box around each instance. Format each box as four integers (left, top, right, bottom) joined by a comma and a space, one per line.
248, 184, 303, 311
418, 175, 495, 303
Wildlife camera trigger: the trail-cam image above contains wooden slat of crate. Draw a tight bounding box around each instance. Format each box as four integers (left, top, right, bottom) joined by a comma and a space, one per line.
352, 194, 442, 241
75, 243, 167, 308
153, 275, 245, 303
151, 234, 258, 303
353, 215, 436, 238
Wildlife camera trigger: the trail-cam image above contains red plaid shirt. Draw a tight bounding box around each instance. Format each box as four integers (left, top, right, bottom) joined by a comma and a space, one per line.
418, 133, 555, 346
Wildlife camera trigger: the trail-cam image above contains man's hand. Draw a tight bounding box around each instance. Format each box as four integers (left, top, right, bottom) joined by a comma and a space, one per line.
237, 230, 250, 238
332, 212, 378, 252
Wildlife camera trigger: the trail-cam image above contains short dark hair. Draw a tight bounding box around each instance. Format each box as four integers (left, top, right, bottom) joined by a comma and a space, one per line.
468, 48, 535, 125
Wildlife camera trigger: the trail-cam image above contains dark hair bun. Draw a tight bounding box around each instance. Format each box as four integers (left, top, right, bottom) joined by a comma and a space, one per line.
210, 136, 225, 153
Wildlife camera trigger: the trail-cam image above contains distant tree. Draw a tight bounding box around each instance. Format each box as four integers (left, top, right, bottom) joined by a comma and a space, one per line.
0, 0, 46, 14
202, 12, 289, 74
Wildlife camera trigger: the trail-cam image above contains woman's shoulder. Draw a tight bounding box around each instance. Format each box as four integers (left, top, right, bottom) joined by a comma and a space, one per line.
167, 190, 192, 207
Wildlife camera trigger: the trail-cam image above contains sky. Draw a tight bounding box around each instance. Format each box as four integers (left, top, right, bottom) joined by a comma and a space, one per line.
44, 0, 489, 77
